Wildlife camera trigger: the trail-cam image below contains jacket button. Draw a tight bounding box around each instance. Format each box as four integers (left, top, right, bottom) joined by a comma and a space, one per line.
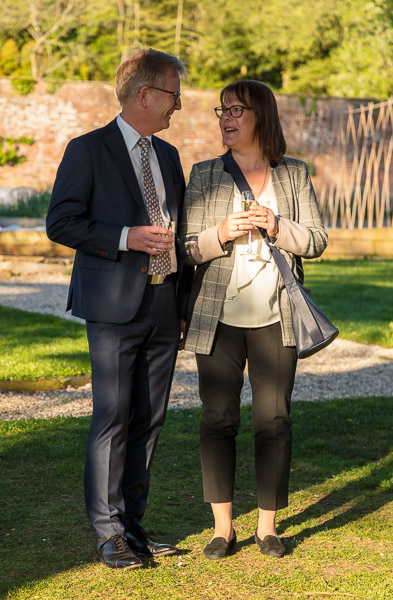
141, 266, 148, 272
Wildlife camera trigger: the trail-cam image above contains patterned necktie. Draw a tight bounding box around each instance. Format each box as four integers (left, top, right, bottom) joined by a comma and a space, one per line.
138, 137, 171, 276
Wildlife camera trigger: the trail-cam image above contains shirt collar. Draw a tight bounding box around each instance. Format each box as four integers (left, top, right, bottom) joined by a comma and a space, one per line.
116, 114, 152, 152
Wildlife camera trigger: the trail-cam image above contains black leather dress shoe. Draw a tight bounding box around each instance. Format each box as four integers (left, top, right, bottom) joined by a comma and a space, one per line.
125, 522, 177, 557
97, 534, 143, 569
203, 531, 237, 560
254, 531, 286, 558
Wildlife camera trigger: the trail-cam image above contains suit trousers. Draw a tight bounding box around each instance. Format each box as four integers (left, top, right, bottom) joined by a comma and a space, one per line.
196, 321, 297, 511
84, 278, 179, 540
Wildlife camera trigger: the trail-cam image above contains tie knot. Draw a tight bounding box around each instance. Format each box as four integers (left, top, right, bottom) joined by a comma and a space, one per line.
138, 137, 150, 151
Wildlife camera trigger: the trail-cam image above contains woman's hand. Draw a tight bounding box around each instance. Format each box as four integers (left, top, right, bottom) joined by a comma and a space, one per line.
217, 211, 254, 245
247, 205, 279, 238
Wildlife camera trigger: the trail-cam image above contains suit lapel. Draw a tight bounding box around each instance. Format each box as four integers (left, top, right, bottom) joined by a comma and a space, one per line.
209, 158, 235, 223
271, 162, 293, 219
103, 120, 148, 218
152, 137, 178, 223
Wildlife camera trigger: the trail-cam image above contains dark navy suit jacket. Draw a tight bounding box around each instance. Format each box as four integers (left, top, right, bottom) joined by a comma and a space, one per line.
46, 118, 191, 323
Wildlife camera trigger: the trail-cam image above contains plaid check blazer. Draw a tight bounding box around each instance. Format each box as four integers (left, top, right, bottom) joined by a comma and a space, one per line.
179, 156, 328, 355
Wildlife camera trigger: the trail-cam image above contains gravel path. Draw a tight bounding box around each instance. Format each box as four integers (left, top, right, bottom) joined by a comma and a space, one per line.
1, 271, 393, 420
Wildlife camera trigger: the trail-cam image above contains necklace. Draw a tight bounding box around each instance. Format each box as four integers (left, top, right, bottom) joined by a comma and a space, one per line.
252, 160, 269, 199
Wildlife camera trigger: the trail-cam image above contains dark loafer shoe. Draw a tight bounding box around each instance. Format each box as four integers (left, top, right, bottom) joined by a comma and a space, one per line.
203, 531, 237, 560
97, 534, 143, 569
125, 522, 176, 557
254, 531, 286, 558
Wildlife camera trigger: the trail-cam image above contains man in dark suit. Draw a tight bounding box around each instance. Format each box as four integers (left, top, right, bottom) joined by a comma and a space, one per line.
46, 48, 190, 569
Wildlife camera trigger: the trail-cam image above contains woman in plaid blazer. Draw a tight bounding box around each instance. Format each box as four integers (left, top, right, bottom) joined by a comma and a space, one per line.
179, 80, 327, 560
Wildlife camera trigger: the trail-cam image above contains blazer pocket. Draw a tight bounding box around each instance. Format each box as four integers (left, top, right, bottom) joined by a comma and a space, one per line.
78, 253, 116, 271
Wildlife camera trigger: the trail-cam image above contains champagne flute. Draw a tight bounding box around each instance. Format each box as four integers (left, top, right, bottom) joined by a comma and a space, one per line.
152, 220, 175, 249
166, 220, 175, 247
241, 191, 258, 255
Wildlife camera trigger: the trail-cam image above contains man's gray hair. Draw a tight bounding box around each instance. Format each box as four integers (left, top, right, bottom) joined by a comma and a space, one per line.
116, 48, 186, 106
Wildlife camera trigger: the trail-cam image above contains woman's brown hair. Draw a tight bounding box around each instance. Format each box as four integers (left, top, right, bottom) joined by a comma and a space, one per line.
220, 80, 286, 162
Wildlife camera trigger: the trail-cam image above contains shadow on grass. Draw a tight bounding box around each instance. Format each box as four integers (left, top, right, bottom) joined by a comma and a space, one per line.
280, 453, 393, 552
0, 397, 392, 597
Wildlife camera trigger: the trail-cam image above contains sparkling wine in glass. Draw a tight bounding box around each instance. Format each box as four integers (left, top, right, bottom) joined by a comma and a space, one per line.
152, 220, 175, 248
241, 191, 257, 255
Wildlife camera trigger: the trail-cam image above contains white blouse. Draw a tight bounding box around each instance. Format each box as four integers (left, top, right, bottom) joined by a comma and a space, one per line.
219, 177, 280, 328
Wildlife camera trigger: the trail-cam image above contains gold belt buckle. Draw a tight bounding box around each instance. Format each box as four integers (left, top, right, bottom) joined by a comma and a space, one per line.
148, 273, 165, 285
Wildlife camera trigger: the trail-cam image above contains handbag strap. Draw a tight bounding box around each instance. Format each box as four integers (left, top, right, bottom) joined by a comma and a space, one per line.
221, 151, 251, 193
222, 151, 326, 346
221, 152, 300, 284
262, 237, 326, 346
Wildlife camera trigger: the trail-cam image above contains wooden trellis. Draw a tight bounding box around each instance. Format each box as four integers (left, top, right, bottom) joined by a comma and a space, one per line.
284, 98, 393, 229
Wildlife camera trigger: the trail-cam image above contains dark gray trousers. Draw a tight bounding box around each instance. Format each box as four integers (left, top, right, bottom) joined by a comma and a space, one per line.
84, 279, 179, 540
196, 321, 297, 511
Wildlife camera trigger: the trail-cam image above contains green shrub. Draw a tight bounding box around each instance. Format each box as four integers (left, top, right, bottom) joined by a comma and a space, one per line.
10, 77, 35, 95
0, 189, 51, 218
0, 39, 19, 75
0, 136, 34, 166
46, 79, 64, 94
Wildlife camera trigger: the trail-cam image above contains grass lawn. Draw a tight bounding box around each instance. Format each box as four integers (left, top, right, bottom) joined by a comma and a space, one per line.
0, 306, 89, 381
1, 399, 393, 600
0, 258, 392, 383
303, 258, 393, 348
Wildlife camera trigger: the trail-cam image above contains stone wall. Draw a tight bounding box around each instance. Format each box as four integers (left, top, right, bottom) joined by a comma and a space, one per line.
3, 227, 393, 259
0, 78, 354, 191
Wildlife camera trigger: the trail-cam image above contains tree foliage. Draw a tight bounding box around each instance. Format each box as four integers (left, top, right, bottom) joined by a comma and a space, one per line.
0, 136, 34, 166
0, 0, 391, 98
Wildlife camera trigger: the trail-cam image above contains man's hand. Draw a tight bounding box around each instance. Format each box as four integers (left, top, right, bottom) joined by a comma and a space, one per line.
127, 225, 174, 255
